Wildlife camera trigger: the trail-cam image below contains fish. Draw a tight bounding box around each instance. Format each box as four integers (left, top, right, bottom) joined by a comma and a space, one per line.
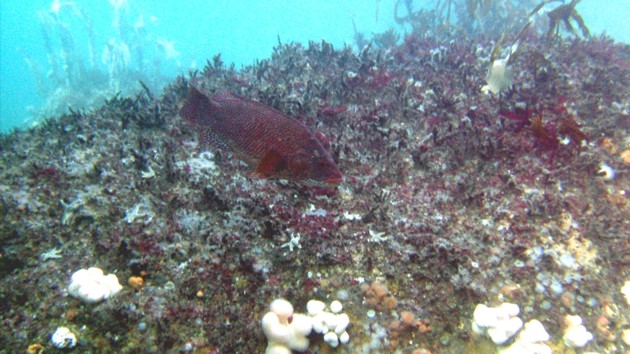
179, 83, 343, 186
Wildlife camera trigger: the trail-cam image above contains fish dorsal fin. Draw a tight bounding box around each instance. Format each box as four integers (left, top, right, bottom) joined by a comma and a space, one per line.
254, 149, 285, 178
212, 91, 241, 102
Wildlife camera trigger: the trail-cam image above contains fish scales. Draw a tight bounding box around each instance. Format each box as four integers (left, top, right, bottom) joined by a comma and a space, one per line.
180, 85, 342, 186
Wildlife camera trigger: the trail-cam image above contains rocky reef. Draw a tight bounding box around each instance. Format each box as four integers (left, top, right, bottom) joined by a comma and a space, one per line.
1, 11, 629, 353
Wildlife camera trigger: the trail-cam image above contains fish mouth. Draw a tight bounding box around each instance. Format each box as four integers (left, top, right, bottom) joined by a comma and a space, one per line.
325, 176, 343, 186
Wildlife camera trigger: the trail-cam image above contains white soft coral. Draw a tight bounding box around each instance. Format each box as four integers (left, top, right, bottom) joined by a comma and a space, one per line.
68, 267, 122, 303
261, 299, 312, 353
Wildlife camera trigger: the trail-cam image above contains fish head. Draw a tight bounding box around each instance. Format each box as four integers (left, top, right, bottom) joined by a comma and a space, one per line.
255, 147, 341, 186
298, 136, 342, 186
257, 136, 342, 186
319, 159, 343, 186
304, 152, 343, 187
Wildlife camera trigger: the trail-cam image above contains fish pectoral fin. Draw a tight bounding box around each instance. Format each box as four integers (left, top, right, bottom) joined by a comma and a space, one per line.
287, 155, 311, 180
254, 149, 286, 178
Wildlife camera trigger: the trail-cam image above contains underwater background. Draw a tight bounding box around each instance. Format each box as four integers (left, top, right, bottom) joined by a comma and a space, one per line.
1, 1, 630, 353
1, 0, 399, 132
0, 0, 629, 132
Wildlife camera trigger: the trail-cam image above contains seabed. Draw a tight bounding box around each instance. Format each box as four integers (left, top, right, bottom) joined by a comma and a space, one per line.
1, 1, 629, 353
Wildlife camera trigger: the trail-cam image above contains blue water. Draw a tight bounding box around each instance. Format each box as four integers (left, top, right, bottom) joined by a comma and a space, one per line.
1, 0, 628, 133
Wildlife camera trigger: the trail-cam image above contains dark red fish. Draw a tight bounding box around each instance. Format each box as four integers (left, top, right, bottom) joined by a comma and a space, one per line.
180, 84, 342, 186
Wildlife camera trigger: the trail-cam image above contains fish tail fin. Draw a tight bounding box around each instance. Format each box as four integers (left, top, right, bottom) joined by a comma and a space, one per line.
180, 85, 212, 125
